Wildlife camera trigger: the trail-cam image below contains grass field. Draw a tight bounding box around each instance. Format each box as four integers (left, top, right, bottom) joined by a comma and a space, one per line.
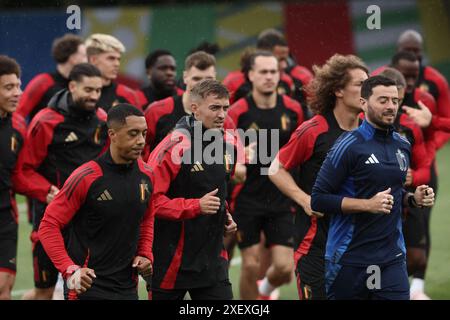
11, 144, 450, 300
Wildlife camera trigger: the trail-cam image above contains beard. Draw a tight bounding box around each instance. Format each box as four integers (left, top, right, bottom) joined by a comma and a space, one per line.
74, 97, 97, 112
153, 79, 175, 96
367, 107, 396, 129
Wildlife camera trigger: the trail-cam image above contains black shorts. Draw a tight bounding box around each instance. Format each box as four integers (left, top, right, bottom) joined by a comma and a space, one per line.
295, 253, 326, 300
150, 279, 233, 300
32, 238, 58, 288
0, 219, 18, 274
403, 206, 427, 249
234, 207, 295, 249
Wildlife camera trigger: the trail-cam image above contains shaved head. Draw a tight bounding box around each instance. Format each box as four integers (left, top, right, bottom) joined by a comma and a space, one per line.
397, 30, 424, 61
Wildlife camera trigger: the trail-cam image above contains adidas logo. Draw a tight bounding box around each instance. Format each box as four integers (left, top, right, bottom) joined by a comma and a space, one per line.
65, 132, 78, 142
365, 154, 380, 164
97, 189, 113, 201
191, 161, 204, 172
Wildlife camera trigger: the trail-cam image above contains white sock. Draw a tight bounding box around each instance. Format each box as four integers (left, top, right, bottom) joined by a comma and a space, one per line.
410, 278, 425, 294
258, 277, 276, 296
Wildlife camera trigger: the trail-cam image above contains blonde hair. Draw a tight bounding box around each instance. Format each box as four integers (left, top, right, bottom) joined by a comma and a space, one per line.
85, 33, 125, 57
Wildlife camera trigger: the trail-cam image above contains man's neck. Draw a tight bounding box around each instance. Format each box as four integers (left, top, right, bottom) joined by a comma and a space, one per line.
102, 77, 112, 87
333, 101, 360, 131
56, 63, 71, 79
182, 92, 192, 114
110, 147, 133, 164
252, 90, 277, 109
0, 109, 8, 118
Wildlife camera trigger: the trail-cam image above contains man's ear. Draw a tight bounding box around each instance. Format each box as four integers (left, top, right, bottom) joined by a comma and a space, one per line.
108, 128, 116, 140
360, 97, 368, 112
68, 81, 77, 94
335, 88, 344, 98
191, 102, 199, 115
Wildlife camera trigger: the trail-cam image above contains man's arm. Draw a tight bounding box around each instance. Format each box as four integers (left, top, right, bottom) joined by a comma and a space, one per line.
269, 120, 326, 217
12, 110, 65, 203
147, 134, 202, 220
38, 162, 101, 278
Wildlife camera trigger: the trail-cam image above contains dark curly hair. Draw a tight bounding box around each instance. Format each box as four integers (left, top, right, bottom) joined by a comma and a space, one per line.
307, 54, 368, 115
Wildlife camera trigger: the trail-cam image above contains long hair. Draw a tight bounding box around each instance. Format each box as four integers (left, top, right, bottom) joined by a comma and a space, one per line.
307, 54, 368, 115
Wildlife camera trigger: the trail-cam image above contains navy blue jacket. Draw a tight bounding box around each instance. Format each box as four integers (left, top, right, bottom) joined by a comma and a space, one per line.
311, 120, 411, 267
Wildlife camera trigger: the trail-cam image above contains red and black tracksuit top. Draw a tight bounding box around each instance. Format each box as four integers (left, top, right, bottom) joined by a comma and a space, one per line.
277, 111, 345, 263
0, 113, 27, 231
223, 70, 296, 105
136, 85, 184, 111
98, 81, 142, 113
417, 65, 450, 148
285, 64, 314, 118
402, 88, 438, 162
147, 115, 236, 290
16, 71, 68, 121
143, 95, 238, 161
16, 90, 108, 231
38, 151, 154, 299
227, 94, 303, 213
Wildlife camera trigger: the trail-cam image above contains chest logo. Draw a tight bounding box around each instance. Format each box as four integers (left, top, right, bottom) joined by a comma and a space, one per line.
224, 152, 233, 173
396, 149, 408, 172
365, 153, 380, 164
65, 131, 78, 143
191, 161, 204, 172
93, 126, 102, 144
419, 83, 429, 93
249, 122, 260, 131
11, 135, 18, 153
281, 113, 291, 131
140, 180, 150, 203
97, 189, 113, 201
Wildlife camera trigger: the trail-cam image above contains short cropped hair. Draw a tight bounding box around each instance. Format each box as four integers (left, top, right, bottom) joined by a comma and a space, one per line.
249, 50, 276, 69
107, 103, 144, 129
379, 67, 407, 89
0, 55, 21, 78
145, 49, 173, 70
391, 51, 418, 67
184, 51, 216, 71
68, 63, 102, 82
85, 33, 125, 57
190, 79, 229, 103
256, 28, 287, 50
52, 34, 84, 64
361, 76, 397, 100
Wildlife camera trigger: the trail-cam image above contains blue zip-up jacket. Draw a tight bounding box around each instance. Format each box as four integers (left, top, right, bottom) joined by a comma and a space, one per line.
311, 120, 411, 267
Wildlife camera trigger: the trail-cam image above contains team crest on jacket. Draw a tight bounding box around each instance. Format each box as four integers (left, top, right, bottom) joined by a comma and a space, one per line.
396, 149, 408, 172
280, 113, 291, 131
224, 151, 233, 173
93, 126, 102, 144
10, 134, 18, 152
420, 83, 429, 93
139, 180, 150, 203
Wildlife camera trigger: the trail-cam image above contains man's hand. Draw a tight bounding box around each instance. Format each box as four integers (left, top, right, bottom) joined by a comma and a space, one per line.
199, 188, 221, 215
404, 169, 413, 187
224, 212, 237, 236
402, 101, 432, 128
46, 185, 59, 204
132, 256, 152, 278
67, 268, 96, 294
300, 195, 324, 218
414, 185, 435, 207
366, 188, 394, 214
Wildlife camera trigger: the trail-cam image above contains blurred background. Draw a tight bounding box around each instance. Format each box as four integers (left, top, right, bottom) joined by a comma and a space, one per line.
1, 0, 449, 299
1, 0, 450, 87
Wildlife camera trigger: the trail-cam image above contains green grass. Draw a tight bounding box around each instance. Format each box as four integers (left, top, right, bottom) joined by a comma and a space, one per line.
12, 144, 450, 299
